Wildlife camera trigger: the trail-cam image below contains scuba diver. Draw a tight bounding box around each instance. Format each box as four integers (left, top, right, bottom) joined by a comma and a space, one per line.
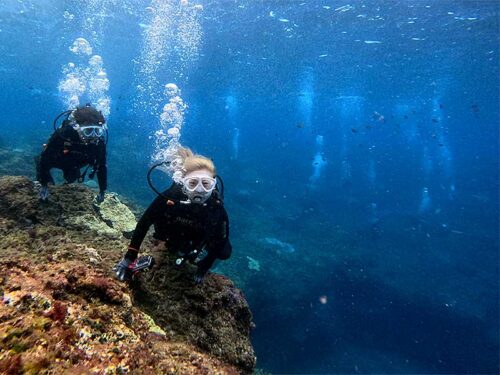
35, 104, 108, 202
113, 147, 232, 285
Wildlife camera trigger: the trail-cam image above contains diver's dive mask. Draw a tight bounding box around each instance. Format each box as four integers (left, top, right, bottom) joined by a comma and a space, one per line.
181, 171, 216, 204
73, 122, 106, 141
80, 125, 105, 138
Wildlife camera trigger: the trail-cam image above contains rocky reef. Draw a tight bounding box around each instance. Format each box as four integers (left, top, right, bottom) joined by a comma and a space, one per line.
0, 176, 256, 374
0, 149, 35, 180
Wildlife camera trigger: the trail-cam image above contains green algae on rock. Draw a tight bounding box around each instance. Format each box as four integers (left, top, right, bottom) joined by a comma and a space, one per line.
95, 194, 137, 238
0, 176, 136, 239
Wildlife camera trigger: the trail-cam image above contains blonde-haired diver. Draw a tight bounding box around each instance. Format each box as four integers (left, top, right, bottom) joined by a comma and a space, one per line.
113, 147, 231, 285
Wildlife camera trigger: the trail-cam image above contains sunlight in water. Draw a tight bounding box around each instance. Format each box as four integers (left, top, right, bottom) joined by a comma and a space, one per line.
135, 0, 203, 115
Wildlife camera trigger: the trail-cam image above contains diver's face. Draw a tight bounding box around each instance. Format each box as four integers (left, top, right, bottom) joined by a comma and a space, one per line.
182, 169, 216, 204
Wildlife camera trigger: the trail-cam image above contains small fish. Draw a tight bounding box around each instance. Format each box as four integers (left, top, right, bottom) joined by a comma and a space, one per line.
296, 123, 304, 128
372, 111, 385, 123
432, 118, 439, 123
439, 103, 444, 109
335, 5, 353, 12
404, 115, 408, 119
351, 128, 358, 133
279, 18, 290, 23
471, 193, 490, 203
364, 40, 382, 44
471, 103, 479, 113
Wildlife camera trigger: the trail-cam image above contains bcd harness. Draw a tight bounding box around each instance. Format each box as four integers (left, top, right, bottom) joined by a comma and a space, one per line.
61, 137, 102, 184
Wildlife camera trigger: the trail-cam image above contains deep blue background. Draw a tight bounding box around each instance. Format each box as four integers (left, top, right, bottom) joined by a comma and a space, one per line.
0, 1, 498, 373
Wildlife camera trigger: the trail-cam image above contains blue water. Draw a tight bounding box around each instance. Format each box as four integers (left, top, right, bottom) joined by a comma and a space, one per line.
0, 1, 498, 373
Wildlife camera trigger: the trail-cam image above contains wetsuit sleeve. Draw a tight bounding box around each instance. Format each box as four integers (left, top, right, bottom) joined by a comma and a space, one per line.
129, 194, 167, 251
197, 208, 232, 274
37, 152, 53, 186
37, 127, 69, 185
96, 143, 107, 192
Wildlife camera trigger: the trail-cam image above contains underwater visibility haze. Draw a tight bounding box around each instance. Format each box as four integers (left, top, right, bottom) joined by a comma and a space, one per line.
0, 0, 499, 373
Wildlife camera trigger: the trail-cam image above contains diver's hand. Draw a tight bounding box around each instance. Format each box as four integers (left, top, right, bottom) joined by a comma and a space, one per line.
194, 269, 207, 285
95, 191, 105, 203
113, 258, 135, 282
39, 185, 49, 201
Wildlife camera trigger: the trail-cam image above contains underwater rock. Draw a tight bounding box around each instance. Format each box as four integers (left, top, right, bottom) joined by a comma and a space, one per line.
261, 236, 296, 254
132, 251, 257, 374
246, 256, 261, 271
0, 259, 240, 374
96, 194, 137, 238
0, 175, 255, 373
0, 176, 136, 239
0, 148, 36, 180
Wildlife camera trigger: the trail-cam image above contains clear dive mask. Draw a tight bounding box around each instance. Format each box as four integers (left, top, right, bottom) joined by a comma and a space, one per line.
74, 123, 106, 139
182, 176, 216, 193
181, 175, 216, 204
71, 119, 106, 137
80, 125, 105, 138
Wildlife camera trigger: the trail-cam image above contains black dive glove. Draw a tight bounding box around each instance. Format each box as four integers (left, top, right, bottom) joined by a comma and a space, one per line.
194, 269, 207, 285
113, 248, 138, 282
95, 190, 105, 203
39, 185, 49, 201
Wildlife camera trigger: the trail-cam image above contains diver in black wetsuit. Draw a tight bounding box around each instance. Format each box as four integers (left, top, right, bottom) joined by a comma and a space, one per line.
36, 104, 108, 202
114, 148, 232, 285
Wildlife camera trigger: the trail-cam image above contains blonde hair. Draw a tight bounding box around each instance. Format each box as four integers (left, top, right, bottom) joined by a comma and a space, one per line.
177, 147, 216, 177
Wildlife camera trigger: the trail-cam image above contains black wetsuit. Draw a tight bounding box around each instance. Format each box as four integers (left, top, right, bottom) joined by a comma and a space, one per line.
36, 122, 107, 192
129, 183, 232, 275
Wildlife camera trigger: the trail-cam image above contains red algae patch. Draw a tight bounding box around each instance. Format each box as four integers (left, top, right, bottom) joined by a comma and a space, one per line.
0, 259, 240, 374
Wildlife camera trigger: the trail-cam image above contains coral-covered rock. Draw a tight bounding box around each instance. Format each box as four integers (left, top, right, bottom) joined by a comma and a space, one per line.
0, 176, 136, 239
0, 260, 240, 374
96, 194, 137, 238
0, 175, 256, 373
